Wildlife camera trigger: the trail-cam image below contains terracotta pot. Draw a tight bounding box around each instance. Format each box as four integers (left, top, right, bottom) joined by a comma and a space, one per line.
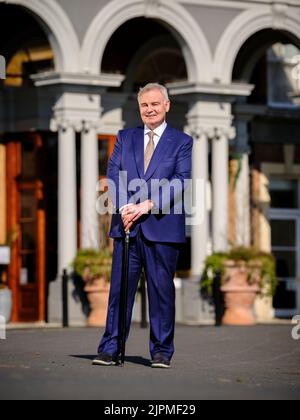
84, 276, 110, 327
221, 261, 261, 326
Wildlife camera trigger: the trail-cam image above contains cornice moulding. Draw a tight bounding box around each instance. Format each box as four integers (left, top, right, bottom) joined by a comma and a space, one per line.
168, 82, 255, 98
32, 72, 125, 88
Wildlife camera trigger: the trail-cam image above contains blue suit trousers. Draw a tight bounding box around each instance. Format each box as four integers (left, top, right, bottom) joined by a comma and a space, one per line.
98, 229, 181, 361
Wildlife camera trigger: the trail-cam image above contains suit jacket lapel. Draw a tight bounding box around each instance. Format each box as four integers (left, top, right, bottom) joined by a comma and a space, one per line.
133, 127, 145, 179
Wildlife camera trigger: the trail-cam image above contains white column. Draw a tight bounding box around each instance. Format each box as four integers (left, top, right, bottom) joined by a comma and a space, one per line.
186, 100, 235, 254
191, 131, 208, 276
186, 102, 209, 277
212, 129, 233, 253
81, 122, 100, 250
234, 117, 252, 247
236, 153, 251, 247
53, 120, 78, 275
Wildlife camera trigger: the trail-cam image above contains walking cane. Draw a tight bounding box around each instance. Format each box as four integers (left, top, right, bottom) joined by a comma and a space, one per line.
119, 230, 130, 367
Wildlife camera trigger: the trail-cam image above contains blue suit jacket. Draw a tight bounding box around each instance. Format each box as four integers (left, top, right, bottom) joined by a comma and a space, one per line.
108, 125, 193, 244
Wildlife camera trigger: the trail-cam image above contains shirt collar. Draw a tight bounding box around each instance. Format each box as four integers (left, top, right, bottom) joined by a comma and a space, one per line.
144, 121, 167, 138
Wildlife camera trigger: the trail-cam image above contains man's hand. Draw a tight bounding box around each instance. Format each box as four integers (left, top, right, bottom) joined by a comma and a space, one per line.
121, 200, 154, 233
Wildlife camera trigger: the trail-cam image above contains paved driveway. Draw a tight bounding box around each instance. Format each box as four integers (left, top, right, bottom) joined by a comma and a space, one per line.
0, 325, 299, 400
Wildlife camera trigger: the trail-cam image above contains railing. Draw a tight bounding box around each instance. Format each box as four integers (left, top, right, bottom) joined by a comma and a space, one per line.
212, 270, 225, 327
62, 270, 69, 328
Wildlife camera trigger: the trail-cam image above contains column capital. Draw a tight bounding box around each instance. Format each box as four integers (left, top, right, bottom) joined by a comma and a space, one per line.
82, 120, 101, 134
185, 98, 236, 142
186, 125, 208, 141
50, 118, 101, 134
50, 117, 82, 133
211, 126, 236, 142
50, 90, 102, 134
187, 124, 236, 142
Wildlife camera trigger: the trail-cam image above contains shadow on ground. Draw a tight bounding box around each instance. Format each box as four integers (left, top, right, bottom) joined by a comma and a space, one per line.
70, 355, 151, 367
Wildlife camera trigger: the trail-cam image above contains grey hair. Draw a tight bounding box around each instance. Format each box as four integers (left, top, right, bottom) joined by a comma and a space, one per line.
138, 83, 170, 103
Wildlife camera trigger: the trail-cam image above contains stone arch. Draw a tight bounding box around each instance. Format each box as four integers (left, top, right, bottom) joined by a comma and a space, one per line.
1, 0, 80, 72
214, 6, 300, 83
81, 0, 213, 83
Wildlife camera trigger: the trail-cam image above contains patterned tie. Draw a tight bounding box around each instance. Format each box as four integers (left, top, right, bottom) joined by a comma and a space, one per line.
144, 131, 156, 173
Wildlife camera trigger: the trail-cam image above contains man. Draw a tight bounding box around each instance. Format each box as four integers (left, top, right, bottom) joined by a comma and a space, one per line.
93, 83, 193, 369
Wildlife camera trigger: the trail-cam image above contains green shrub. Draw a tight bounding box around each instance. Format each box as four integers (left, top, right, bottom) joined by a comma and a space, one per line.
73, 249, 113, 281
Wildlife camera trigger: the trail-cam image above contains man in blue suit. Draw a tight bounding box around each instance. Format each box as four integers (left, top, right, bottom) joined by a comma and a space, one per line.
93, 83, 193, 369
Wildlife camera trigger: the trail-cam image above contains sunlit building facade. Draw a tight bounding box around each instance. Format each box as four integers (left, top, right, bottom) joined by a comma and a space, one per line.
0, 0, 300, 323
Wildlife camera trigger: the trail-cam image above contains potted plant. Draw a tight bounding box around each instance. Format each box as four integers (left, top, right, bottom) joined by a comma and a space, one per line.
73, 248, 112, 327
201, 247, 277, 326
0, 227, 19, 323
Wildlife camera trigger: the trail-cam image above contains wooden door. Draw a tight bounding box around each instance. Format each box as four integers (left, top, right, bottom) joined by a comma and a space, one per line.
98, 134, 116, 179
6, 134, 45, 322
98, 135, 116, 250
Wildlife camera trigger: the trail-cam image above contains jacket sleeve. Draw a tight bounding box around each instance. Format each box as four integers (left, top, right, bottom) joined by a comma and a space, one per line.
150, 135, 193, 214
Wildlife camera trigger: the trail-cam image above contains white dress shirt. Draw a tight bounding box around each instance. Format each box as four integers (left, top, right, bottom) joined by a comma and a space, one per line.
144, 121, 168, 153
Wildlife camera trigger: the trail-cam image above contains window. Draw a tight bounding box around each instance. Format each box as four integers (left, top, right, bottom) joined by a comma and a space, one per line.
269, 180, 298, 209
269, 178, 300, 314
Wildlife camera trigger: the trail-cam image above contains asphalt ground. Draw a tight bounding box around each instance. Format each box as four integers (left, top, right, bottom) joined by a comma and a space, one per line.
0, 324, 299, 400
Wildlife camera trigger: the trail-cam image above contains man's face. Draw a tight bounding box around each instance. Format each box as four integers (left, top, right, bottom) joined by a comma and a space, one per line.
139, 89, 170, 130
